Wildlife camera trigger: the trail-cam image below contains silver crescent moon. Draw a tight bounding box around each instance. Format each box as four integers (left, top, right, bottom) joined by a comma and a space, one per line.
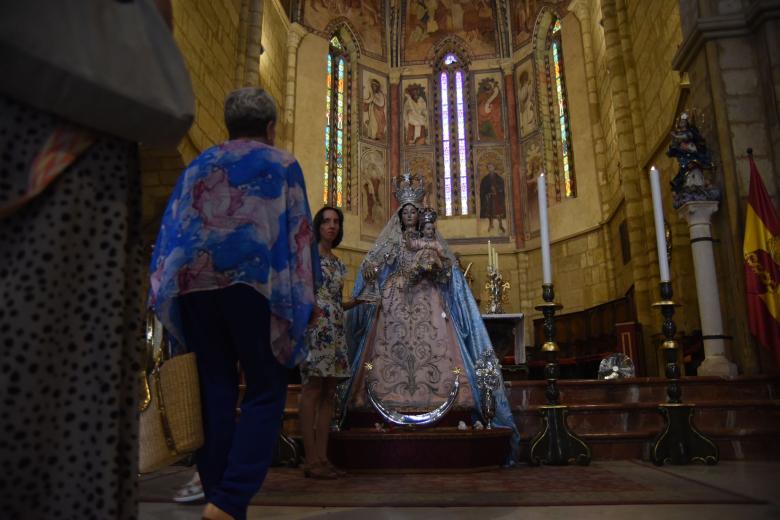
366, 377, 460, 426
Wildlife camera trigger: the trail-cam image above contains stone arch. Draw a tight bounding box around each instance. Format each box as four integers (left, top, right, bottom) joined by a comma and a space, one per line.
323, 17, 363, 59
531, 6, 578, 201
428, 34, 474, 69
428, 34, 478, 216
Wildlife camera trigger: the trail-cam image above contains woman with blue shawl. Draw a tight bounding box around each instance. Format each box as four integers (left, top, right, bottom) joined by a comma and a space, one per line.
149, 88, 318, 520
343, 172, 519, 463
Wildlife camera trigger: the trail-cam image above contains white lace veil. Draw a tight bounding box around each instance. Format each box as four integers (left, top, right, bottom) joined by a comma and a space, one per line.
356, 201, 457, 301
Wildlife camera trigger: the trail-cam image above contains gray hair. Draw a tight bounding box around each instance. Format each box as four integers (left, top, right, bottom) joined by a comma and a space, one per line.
224, 88, 277, 139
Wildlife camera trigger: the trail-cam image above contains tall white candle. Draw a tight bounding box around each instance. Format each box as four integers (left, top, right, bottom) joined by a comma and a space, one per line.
487, 240, 493, 269
538, 173, 552, 284
495, 250, 500, 272
649, 166, 671, 283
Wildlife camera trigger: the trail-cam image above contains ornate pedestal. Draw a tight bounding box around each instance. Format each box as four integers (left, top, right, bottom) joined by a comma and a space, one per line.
329, 427, 512, 471
677, 201, 738, 376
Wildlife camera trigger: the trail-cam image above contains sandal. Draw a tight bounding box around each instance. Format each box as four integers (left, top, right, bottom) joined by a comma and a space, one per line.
303, 463, 337, 480
202, 502, 235, 520
325, 461, 347, 477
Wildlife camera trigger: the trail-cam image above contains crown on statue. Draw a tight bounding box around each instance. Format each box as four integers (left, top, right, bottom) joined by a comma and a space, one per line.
421, 207, 437, 224
393, 168, 426, 206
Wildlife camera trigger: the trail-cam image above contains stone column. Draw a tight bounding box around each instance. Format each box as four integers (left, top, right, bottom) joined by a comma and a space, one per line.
501, 59, 524, 249
389, 69, 401, 185
678, 201, 738, 376
283, 23, 308, 152
243, 0, 263, 87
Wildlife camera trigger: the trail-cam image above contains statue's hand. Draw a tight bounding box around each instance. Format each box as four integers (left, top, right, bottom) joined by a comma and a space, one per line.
363, 261, 379, 282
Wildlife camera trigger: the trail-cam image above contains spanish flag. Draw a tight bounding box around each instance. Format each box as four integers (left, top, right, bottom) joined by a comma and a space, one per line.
743, 153, 780, 367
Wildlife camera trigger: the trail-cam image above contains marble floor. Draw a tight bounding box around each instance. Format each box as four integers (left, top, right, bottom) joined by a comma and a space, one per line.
139, 461, 780, 519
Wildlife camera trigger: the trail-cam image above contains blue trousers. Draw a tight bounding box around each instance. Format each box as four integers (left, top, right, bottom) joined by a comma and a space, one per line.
179, 284, 289, 520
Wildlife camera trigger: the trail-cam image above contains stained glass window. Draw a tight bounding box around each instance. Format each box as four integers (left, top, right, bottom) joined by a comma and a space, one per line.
455, 71, 468, 215
438, 53, 471, 216
440, 72, 452, 215
547, 19, 576, 198
323, 36, 351, 208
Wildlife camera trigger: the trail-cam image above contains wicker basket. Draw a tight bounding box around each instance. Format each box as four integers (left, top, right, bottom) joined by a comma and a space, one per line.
138, 352, 204, 474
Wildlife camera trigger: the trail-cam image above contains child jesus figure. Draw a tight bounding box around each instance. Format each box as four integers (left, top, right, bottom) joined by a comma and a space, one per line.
406, 208, 450, 282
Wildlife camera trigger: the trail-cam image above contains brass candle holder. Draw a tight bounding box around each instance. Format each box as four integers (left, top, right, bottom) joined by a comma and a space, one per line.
529, 284, 591, 466
484, 265, 510, 314
651, 281, 718, 465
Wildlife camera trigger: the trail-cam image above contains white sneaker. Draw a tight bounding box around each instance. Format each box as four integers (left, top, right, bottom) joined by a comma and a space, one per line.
173, 473, 205, 504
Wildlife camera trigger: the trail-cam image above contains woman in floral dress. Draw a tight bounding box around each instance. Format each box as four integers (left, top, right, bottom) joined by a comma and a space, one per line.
300, 206, 362, 478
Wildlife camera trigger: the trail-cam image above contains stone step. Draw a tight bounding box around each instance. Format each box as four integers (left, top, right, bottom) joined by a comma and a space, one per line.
505, 375, 779, 406
513, 400, 780, 435
518, 428, 780, 461
282, 376, 780, 461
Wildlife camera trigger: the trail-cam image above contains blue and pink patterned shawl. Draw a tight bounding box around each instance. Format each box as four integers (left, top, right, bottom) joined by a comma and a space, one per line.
148, 139, 319, 367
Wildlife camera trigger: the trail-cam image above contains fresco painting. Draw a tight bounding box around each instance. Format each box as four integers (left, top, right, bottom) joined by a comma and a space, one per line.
404, 0, 496, 63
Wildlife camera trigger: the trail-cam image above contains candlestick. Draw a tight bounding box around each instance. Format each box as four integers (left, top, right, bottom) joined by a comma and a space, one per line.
538, 173, 552, 284
530, 283, 591, 466
650, 281, 719, 465
649, 166, 671, 282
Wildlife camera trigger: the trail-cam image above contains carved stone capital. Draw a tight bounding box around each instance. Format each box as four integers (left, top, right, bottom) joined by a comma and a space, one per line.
287, 22, 308, 49
567, 0, 590, 22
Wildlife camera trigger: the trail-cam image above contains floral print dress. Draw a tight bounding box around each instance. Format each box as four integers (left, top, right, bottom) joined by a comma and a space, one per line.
301, 255, 350, 383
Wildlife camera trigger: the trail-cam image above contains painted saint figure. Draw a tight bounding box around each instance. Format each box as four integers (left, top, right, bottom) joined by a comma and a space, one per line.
477, 77, 504, 140
479, 163, 507, 233
517, 69, 536, 136
403, 83, 429, 145
362, 78, 387, 141
362, 163, 383, 225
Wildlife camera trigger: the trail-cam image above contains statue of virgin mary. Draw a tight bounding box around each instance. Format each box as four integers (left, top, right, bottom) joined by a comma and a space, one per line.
343, 172, 518, 462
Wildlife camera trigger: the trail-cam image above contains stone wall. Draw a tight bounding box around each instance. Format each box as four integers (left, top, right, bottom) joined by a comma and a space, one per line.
623, 0, 703, 363
627, 0, 682, 154
546, 12, 603, 241
294, 33, 331, 226
259, 0, 290, 144
140, 0, 243, 244
171, 0, 239, 152
140, 0, 292, 245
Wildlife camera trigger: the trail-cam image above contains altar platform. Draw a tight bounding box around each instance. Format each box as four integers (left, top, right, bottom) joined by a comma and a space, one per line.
281, 375, 780, 468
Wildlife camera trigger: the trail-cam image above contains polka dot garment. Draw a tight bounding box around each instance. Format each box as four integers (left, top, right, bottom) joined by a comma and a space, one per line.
0, 95, 144, 519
